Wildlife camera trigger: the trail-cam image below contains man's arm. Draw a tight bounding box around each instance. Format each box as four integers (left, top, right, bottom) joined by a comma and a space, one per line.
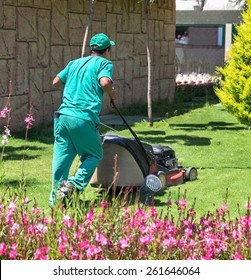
53, 76, 61, 85
100, 77, 118, 100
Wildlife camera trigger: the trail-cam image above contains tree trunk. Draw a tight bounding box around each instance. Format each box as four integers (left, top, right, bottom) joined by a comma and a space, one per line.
81, 0, 95, 57
144, 0, 153, 127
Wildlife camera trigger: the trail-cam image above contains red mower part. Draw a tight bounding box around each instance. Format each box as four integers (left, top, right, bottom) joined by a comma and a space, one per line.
167, 170, 184, 186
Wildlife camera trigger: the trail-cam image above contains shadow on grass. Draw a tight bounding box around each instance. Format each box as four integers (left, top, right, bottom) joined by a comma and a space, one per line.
1, 177, 41, 189
138, 130, 166, 136
13, 125, 54, 145
199, 166, 251, 170
119, 98, 219, 118
2, 145, 46, 161
135, 134, 212, 147
170, 121, 246, 131
164, 135, 211, 146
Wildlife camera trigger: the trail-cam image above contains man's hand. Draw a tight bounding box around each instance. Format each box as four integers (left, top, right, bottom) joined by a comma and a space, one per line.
53, 76, 61, 85
111, 87, 118, 100
109, 87, 118, 109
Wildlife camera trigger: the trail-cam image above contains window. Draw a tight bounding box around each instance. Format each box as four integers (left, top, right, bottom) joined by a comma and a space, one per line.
176, 25, 225, 47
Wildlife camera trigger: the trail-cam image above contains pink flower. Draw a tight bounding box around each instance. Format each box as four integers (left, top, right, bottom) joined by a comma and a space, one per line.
58, 231, 68, 243
86, 244, 102, 259
98, 213, 104, 221
31, 206, 42, 216
232, 252, 243, 260
77, 241, 89, 250
58, 243, 66, 255
1, 126, 11, 145
185, 228, 193, 237
183, 220, 192, 227
4, 127, 11, 136
8, 243, 18, 260
62, 215, 75, 228
135, 208, 148, 219
122, 206, 130, 219
149, 220, 163, 233
9, 250, 18, 259
58, 231, 68, 255
74, 231, 81, 239
11, 223, 20, 234
188, 207, 196, 217
0, 242, 7, 256
35, 223, 48, 236
201, 256, 213, 260
119, 239, 129, 249
25, 114, 35, 129
5, 201, 16, 224
118, 236, 131, 249
1, 135, 9, 145
21, 212, 29, 226
100, 201, 107, 208
8, 201, 16, 211
232, 229, 242, 241
166, 222, 177, 235
130, 208, 148, 227
245, 201, 251, 210
187, 256, 196, 260
139, 250, 147, 257
217, 205, 228, 216
166, 199, 172, 206
28, 224, 36, 235
71, 250, 80, 259
85, 208, 95, 224
163, 237, 177, 248
34, 246, 50, 260
179, 199, 187, 210
149, 207, 158, 218
42, 216, 49, 224
0, 107, 10, 118
95, 232, 109, 246
140, 234, 154, 245
22, 198, 29, 205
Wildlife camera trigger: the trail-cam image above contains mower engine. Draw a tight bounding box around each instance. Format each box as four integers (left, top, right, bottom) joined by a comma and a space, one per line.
152, 145, 178, 169
151, 143, 198, 190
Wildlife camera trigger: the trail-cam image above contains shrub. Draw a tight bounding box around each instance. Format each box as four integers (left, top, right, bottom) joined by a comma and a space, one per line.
215, 0, 251, 127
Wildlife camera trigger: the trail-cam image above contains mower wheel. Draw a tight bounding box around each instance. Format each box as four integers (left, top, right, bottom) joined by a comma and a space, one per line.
185, 167, 198, 181
157, 171, 167, 189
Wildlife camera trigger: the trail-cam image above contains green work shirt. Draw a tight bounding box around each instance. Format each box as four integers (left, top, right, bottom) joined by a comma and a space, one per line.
57, 55, 114, 124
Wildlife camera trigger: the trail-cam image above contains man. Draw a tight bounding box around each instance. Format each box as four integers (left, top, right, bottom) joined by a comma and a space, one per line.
50, 33, 117, 206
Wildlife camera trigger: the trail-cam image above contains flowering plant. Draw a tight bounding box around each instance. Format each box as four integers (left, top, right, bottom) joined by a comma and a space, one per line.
176, 73, 220, 87
175, 73, 220, 103
0, 188, 250, 260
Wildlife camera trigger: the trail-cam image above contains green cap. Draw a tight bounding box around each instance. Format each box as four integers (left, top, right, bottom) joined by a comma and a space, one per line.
90, 33, 115, 50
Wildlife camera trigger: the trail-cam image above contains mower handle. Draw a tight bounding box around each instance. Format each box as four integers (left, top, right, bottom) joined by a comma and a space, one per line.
110, 99, 154, 165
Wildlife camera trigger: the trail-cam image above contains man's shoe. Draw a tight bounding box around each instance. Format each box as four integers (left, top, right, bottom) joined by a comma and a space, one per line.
57, 181, 75, 200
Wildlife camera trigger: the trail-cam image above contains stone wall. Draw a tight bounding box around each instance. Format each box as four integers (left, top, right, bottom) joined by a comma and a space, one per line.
0, 0, 176, 131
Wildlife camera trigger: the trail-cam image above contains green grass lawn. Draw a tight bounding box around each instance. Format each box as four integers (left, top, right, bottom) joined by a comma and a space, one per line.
1, 102, 251, 218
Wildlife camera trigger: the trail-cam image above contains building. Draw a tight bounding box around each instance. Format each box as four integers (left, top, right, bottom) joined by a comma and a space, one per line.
175, 0, 245, 74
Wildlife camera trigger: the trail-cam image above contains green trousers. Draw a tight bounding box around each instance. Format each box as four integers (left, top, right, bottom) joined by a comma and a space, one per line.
49, 114, 102, 206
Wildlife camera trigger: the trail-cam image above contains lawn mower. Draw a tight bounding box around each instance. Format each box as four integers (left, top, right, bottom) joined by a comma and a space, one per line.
90, 100, 198, 195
